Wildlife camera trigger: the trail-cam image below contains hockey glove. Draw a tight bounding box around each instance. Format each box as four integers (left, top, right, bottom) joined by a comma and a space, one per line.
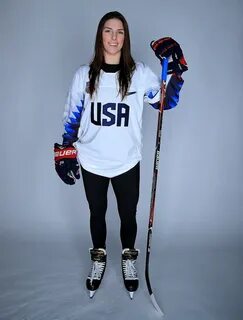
54, 143, 80, 185
150, 37, 188, 75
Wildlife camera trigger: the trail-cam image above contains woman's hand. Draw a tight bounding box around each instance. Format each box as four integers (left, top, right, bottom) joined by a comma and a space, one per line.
150, 37, 188, 75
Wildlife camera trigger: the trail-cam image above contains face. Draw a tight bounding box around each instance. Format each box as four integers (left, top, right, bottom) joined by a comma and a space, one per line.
102, 18, 125, 63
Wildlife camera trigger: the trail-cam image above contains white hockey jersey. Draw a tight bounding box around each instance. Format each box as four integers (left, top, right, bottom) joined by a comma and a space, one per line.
62, 62, 183, 177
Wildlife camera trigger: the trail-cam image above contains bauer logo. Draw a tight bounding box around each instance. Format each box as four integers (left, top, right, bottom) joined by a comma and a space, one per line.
55, 150, 77, 158
91, 102, 130, 127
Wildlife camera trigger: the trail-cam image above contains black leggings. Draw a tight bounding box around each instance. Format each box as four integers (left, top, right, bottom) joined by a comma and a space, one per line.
81, 163, 140, 250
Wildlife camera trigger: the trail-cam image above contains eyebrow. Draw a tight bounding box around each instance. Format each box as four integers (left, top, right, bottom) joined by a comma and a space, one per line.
103, 27, 124, 31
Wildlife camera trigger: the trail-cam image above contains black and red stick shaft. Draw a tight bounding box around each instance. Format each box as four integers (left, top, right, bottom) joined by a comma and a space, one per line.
145, 57, 168, 317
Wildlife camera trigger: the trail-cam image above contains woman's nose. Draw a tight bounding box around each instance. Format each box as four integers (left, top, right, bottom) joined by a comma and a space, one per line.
112, 31, 117, 40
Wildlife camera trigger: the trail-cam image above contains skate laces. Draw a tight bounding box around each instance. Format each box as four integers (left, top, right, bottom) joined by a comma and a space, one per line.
122, 259, 138, 280
89, 260, 106, 282
88, 248, 106, 283
122, 249, 139, 280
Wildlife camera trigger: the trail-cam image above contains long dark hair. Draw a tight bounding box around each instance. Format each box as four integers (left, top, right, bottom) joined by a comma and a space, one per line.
89, 11, 135, 100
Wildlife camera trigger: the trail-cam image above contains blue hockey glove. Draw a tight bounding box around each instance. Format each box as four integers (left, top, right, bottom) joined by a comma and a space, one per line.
150, 37, 188, 75
54, 143, 80, 185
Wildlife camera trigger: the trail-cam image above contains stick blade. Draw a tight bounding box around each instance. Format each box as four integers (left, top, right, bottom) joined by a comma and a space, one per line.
150, 293, 165, 317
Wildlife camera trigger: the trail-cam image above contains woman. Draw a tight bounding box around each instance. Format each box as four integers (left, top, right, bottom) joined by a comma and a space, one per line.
54, 11, 188, 299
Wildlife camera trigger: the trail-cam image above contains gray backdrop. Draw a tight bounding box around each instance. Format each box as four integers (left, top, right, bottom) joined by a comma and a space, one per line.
0, 0, 242, 319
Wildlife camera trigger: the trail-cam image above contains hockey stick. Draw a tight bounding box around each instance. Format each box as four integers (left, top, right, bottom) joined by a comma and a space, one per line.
145, 57, 168, 317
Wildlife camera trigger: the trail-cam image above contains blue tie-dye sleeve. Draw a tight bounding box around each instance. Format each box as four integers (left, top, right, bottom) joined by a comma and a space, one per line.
146, 74, 184, 110
164, 74, 184, 110
62, 69, 85, 145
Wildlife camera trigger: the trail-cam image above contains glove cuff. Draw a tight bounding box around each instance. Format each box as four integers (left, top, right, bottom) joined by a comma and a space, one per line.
54, 143, 77, 161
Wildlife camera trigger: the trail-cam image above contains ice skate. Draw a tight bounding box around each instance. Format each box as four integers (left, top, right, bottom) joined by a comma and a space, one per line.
86, 248, 107, 298
121, 248, 140, 299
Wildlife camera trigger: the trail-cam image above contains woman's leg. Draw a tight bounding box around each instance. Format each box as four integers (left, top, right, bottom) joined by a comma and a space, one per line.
111, 163, 140, 249
81, 166, 110, 249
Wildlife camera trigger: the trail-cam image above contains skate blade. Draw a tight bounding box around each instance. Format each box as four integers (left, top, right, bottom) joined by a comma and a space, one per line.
129, 292, 134, 299
89, 290, 96, 298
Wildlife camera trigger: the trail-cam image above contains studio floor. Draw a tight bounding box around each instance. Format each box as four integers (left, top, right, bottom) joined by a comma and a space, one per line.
0, 236, 242, 320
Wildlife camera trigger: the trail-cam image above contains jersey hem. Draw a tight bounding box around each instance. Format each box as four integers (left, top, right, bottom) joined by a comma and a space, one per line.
79, 159, 140, 178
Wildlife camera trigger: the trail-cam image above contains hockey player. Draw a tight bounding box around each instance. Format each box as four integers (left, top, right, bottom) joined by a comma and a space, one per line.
54, 11, 188, 299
